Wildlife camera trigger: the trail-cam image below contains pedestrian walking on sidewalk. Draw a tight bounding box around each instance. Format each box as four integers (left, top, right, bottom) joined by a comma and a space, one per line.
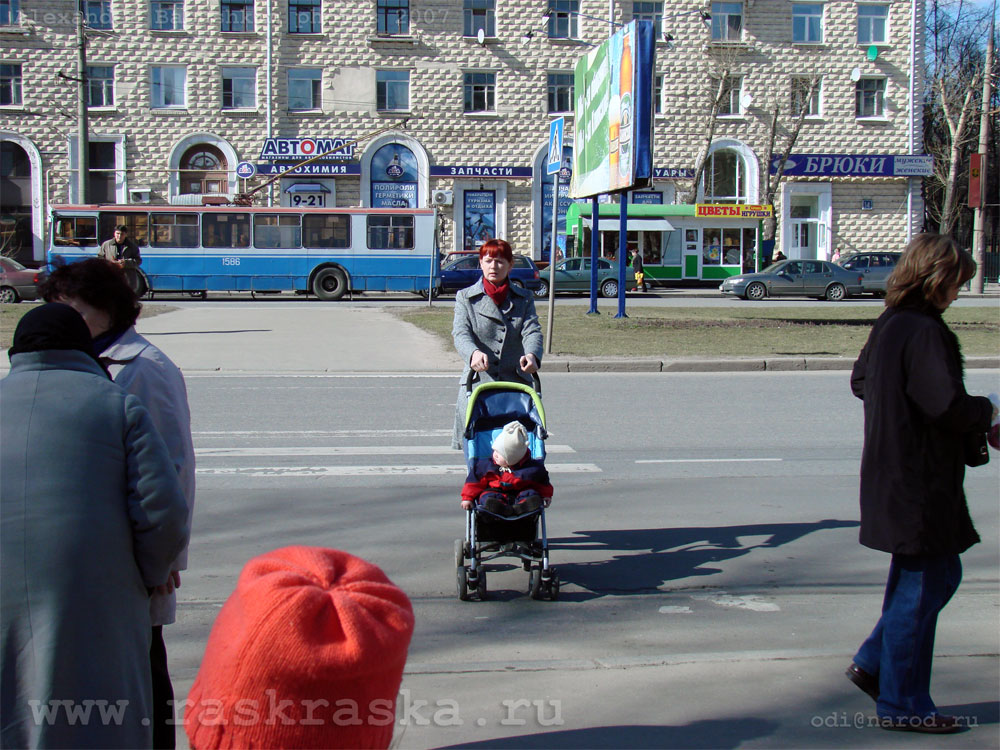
846, 233, 996, 734
631, 248, 646, 292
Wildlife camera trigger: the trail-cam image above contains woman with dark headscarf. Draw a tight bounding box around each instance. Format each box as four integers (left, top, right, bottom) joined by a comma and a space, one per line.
845, 234, 996, 734
1, 304, 189, 748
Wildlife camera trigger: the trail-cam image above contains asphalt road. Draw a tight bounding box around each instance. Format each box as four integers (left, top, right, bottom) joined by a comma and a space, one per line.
171, 370, 1000, 749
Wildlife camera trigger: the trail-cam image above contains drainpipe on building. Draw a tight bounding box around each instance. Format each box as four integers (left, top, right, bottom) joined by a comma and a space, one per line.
76, 13, 89, 205
266, 0, 273, 206
907, 0, 918, 241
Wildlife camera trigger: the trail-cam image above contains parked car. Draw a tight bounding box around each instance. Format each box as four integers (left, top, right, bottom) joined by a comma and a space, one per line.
441, 250, 480, 266
534, 256, 635, 298
837, 251, 901, 295
0, 257, 45, 303
439, 253, 541, 293
719, 259, 864, 301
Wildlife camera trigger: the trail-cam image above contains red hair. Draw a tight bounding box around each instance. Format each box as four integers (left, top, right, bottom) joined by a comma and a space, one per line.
479, 238, 513, 263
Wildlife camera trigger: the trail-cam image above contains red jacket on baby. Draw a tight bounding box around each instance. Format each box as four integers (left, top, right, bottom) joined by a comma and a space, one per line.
461, 453, 553, 503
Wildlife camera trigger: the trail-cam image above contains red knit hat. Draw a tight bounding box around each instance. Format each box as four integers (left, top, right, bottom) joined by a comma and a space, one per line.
184, 547, 414, 749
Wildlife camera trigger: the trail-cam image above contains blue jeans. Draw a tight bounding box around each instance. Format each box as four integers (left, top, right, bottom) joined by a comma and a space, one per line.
854, 554, 962, 718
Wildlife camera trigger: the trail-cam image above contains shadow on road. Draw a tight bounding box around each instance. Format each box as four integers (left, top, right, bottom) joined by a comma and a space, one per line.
436, 717, 779, 749
549, 520, 859, 599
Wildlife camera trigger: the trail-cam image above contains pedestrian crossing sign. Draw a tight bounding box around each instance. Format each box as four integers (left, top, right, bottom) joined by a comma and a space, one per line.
548, 118, 564, 175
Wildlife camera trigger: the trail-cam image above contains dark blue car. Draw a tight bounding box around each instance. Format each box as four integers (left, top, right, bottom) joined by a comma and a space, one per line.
439, 254, 541, 294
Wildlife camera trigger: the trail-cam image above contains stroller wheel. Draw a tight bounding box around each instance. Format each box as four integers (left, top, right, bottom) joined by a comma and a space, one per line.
456, 564, 470, 601
454, 538, 465, 567
547, 570, 561, 601
476, 571, 487, 601
528, 565, 544, 599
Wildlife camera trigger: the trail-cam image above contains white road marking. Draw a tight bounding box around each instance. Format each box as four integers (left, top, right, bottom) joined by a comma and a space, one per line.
690, 592, 780, 612
197, 462, 601, 477
196, 444, 576, 457
194, 429, 452, 437
658, 606, 693, 614
635, 458, 783, 464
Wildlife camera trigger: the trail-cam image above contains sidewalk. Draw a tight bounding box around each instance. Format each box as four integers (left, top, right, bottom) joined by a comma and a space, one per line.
129, 303, 999, 375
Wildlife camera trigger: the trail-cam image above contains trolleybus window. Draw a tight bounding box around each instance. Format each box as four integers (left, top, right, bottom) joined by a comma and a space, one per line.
253, 214, 301, 249
54, 216, 98, 246
303, 214, 351, 249
151, 213, 199, 247
203, 213, 250, 248
367, 214, 414, 250
100, 213, 149, 246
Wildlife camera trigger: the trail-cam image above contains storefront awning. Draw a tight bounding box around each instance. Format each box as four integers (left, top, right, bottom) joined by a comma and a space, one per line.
581, 217, 675, 232
284, 183, 331, 193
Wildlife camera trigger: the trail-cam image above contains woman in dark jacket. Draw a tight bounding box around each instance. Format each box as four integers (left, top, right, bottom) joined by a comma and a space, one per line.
846, 234, 995, 733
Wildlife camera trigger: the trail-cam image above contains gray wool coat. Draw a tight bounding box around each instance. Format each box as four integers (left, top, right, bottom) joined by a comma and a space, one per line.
452, 278, 543, 449
1, 350, 190, 748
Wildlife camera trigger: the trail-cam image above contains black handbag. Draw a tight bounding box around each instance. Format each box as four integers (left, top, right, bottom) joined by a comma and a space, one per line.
965, 431, 990, 467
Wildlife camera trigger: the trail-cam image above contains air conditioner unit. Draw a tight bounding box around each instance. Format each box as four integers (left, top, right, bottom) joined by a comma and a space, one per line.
129, 187, 152, 204
432, 189, 454, 206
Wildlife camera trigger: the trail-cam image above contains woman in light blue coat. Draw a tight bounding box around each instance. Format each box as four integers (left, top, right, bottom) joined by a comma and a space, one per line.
1, 303, 189, 749
452, 239, 543, 449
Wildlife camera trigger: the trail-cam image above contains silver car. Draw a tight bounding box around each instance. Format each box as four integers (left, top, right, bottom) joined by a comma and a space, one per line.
838, 252, 901, 295
719, 259, 864, 301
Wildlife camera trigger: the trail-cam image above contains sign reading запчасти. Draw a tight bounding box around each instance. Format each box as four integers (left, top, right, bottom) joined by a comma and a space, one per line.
771, 154, 933, 177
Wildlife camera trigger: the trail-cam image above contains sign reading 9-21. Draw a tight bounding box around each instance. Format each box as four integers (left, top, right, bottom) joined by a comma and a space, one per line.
570, 20, 656, 198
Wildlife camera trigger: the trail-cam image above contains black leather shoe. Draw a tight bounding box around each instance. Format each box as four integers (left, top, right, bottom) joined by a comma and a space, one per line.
846, 663, 879, 702
513, 496, 542, 515
880, 714, 964, 734
481, 497, 510, 516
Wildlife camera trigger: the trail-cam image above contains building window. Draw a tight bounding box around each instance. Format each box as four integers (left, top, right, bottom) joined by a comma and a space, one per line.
87, 141, 117, 203
1, 0, 20, 25
792, 3, 823, 43
547, 0, 579, 39
711, 2, 742, 41
376, 70, 410, 111
633, 1, 663, 39
855, 77, 885, 118
464, 71, 495, 112
180, 145, 228, 194
464, 0, 495, 37
857, 4, 888, 43
289, 0, 320, 33
288, 68, 321, 111
377, 0, 409, 34
704, 149, 746, 203
547, 72, 573, 113
87, 65, 114, 107
151, 0, 183, 29
0, 63, 22, 106
80, 0, 111, 28
654, 73, 663, 114
221, 0, 254, 32
222, 66, 256, 109
790, 76, 821, 116
151, 65, 186, 108
716, 75, 743, 116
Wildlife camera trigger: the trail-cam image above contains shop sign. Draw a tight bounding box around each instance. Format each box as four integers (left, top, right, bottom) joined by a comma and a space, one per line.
771, 154, 933, 177
652, 168, 694, 180
630, 191, 663, 204
370, 144, 419, 208
463, 190, 496, 251
429, 166, 533, 178
259, 138, 355, 160
255, 163, 361, 176
696, 204, 773, 219
372, 182, 417, 208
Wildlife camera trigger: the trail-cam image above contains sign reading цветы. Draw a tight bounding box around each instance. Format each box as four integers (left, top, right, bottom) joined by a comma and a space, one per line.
696, 204, 774, 219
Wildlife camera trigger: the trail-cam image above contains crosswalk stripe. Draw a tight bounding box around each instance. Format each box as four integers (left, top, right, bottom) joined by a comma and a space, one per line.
196, 463, 601, 477
195, 445, 576, 457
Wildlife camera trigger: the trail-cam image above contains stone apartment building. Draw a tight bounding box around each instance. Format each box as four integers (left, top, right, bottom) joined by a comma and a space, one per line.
2, 0, 925, 272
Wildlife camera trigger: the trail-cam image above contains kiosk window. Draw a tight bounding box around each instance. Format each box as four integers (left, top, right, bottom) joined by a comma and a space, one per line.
659, 231, 679, 265
303, 214, 351, 248
203, 213, 250, 248
151, 213, 199, 247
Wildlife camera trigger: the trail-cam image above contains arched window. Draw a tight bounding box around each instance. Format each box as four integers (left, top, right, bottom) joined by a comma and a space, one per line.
179, 144, 228, 194
704, 148, 747, 204
0, 140, 33, 260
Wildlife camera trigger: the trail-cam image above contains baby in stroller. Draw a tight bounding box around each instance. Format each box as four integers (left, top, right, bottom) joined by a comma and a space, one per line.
460, 420, 552, 517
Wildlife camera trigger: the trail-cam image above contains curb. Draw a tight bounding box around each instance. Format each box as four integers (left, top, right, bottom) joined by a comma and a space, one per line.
541, 356, 1000, 373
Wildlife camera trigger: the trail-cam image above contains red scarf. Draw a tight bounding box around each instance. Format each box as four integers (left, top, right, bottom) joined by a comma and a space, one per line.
482, 277, 509, 308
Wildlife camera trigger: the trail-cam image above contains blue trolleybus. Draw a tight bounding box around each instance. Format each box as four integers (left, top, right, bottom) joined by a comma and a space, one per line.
47, 204, 439, 300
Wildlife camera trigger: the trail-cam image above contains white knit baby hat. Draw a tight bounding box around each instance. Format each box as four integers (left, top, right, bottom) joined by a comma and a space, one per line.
492, 420, 529, 465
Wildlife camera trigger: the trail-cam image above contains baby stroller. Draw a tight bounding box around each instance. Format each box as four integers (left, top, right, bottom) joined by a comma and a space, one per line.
455, 372, 559, 601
